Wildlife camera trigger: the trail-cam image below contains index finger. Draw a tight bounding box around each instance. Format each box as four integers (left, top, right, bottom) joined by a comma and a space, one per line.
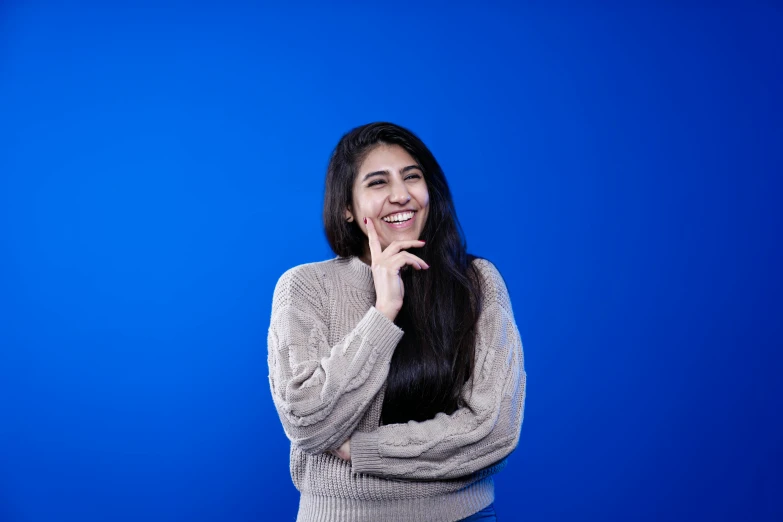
364, 218, 382, 263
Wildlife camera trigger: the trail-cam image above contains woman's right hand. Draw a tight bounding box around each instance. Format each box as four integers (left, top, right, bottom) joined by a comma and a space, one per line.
365, 217, 428, 322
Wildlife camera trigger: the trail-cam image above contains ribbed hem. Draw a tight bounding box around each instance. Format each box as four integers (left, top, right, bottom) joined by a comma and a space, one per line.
348, 431, 382, 475
296, 477, 494, 522
354, 307, 404, 357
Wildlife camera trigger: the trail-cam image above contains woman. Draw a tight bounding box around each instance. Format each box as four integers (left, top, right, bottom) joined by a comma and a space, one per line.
267, 122, 526, 522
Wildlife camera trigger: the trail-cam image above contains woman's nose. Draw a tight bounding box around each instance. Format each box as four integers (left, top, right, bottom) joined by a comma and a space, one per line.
390, 186, 411, 204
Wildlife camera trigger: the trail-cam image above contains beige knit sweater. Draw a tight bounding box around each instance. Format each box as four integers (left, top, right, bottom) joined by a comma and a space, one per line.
267, 256, 526, 522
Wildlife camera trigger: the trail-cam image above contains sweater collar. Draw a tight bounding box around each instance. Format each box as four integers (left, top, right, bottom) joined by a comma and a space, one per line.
344, 255, 374, 291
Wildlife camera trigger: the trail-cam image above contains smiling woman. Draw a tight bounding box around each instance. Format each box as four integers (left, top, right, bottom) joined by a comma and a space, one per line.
267, 122, 527, 522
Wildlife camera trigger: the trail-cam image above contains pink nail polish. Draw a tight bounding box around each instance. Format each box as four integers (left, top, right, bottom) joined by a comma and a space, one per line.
363, 217, 367, 224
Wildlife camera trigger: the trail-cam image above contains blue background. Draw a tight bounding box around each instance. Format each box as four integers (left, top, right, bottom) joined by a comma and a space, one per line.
1, 2, 781, 521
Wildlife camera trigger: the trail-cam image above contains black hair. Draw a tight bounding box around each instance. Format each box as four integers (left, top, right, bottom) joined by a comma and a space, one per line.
323, 122, 483, 424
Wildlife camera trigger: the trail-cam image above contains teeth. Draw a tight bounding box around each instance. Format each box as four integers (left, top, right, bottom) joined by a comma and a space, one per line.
382, 211, 414, 223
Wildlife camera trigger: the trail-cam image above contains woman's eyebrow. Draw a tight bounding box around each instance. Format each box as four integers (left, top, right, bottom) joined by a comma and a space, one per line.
362, 165, 422, 182
362, 170, 390, 182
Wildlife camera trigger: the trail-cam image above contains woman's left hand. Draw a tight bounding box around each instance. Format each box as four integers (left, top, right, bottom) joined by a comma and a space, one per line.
331, 438, 351, 461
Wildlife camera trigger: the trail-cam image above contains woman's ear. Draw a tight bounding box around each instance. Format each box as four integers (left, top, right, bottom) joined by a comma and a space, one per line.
344, 205, 354, 223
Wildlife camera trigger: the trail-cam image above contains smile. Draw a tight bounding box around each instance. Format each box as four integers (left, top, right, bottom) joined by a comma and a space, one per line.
382, 211, 415, 223
381, 211, 416, 230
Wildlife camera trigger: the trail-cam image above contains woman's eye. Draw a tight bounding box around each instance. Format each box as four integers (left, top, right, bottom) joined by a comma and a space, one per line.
368, 174, 420, 187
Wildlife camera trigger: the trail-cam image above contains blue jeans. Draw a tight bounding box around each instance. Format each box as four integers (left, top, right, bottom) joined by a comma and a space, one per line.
458, 503, 497, 521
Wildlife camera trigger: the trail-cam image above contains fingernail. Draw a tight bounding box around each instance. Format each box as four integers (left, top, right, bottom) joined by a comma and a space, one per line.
420, 240, 426, 244
363, 217, 367, 224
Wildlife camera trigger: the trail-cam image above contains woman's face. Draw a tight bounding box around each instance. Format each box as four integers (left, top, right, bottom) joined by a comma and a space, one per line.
346, 144, 430, 258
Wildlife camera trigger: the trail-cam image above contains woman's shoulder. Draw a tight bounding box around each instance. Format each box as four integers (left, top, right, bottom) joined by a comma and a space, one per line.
470, 256, 513, 313
272, 257, 345, 309
276, 256, 343, 285
469, 256, 506, 289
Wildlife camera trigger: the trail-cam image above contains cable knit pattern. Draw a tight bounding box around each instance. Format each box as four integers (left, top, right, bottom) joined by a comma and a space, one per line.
267, 256, 527, 522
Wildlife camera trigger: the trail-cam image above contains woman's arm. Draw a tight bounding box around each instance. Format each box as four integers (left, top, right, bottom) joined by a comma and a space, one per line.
267, 264, 403, 456
349, 260, 527, 480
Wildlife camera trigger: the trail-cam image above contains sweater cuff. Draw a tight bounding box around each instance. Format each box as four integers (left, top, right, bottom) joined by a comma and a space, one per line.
350, 430, 384, 475
355, 307, 404, 357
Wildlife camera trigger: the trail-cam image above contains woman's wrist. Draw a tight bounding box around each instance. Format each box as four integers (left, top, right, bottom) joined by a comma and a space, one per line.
375, 304, 398, 322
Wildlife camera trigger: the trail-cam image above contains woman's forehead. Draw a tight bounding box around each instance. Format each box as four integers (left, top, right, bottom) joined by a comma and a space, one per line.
357, 144, 418, 176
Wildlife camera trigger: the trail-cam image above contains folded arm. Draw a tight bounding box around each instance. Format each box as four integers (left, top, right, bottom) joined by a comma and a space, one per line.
267, 266, 403, 455
350, 262, 526, 480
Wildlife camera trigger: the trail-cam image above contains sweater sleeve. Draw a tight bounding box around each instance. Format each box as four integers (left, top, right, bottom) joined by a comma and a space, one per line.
349, 260, 526, 480
267, 265, 404, 456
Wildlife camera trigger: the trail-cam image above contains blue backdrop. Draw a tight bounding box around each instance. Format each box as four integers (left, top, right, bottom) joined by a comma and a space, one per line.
1, 2, 781, 521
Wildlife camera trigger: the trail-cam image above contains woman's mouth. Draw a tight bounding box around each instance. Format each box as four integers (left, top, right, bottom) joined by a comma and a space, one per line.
381, 211, 415, 229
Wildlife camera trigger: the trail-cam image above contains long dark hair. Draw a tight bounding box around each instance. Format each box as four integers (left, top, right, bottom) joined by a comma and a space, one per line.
323, 122, 483, 425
